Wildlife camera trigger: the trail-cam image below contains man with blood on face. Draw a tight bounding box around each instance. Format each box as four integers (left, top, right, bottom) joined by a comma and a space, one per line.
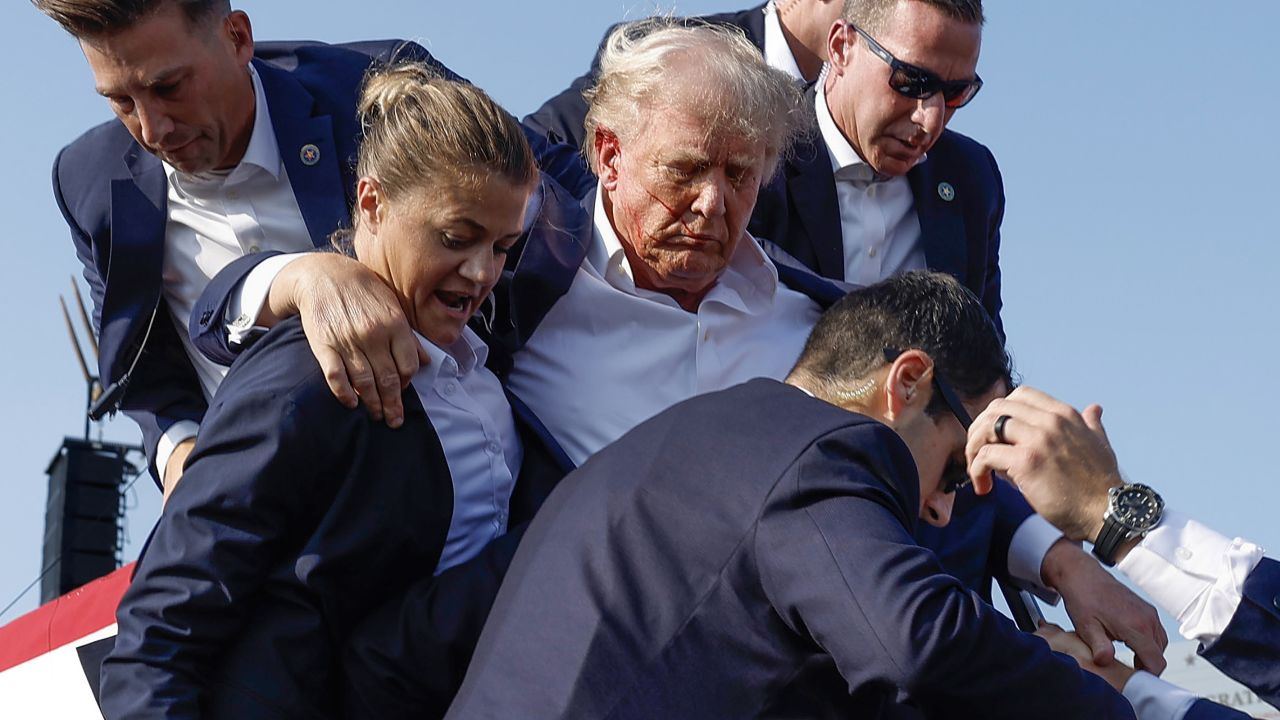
595, 85, 771, 311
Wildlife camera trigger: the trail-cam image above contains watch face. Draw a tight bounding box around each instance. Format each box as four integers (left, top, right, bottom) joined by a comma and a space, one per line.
1111, 485, 1164, 531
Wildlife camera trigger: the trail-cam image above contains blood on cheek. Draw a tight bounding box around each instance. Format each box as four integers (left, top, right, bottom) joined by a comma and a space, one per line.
643, 189, 696, 236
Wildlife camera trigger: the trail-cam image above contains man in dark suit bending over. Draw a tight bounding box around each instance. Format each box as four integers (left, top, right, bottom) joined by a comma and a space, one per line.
447, 272, 1134, 720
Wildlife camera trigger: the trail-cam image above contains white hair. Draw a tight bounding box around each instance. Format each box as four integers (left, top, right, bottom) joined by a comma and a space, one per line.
582, 17, 809, 179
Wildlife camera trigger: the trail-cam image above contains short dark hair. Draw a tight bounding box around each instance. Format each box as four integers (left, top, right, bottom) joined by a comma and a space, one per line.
843, 0, 984, 35
32, 0, 229, 37
792, 271, 1009, 411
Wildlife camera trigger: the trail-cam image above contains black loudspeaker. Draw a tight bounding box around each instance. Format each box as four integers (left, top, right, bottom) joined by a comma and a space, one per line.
40, 438, 135, 603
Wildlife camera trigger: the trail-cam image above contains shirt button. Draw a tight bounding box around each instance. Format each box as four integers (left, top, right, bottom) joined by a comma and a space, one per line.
1175, 547, 1193, 561
227, 190, 240, 200
1273, 595, 1280, 611
442, 382, 456, 396
487, 442, 500, 455
247, 245, 260, 254
868, 246, 878, 258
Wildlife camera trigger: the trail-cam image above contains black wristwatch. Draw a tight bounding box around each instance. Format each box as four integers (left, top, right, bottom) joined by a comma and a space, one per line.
1092, 483, 1164, 566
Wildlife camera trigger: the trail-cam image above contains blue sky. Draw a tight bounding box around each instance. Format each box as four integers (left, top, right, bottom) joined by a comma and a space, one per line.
1, 0, 1276, 635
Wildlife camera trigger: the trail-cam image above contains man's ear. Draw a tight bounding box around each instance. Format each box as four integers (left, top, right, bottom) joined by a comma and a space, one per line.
355, 176, 384, 234
225, 10, 255, 66
883, 349, 932, 422
920, 489, 954, 528
594, 128, 622, 191
826, 19, 853, 75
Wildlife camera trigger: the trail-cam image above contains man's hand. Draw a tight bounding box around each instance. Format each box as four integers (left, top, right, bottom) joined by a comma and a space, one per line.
965, 386, 1121, 543
1042, 539, 1168, 674
161, 437, 196, 505
268, 253, 428, 428
1035, 622, 1136, 693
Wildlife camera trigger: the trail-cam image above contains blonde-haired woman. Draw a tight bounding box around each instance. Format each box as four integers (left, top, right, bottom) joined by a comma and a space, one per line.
99, 64, 556, 720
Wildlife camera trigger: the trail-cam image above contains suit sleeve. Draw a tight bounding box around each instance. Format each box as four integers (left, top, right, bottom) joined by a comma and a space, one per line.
755, 424, 1134, 719
52, 148, 207, 486
188, 250, 287, 365
522, 128, 595, 201
99, 363, 345, 719
118, 315, 209, 485
1199, 557, 1280, 708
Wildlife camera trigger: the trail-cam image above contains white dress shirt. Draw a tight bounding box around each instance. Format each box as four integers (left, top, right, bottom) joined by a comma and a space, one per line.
155, 64, 314, 475
1118, 509, 1265, 645
1111, 511, 1266, 720
762, 2, 805, 82
815, 80, 928, 285
411, 327, 522, 575
506, 186, 820, 467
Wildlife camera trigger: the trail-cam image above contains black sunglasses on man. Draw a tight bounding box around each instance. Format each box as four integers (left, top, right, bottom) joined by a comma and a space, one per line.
850, 23, 983, 109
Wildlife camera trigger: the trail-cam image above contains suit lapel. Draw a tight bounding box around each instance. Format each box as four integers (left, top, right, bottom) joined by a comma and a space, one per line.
785, 131, 846, 280
908, 156, 967, 285
254, 59, 349, 248
101, 145, 167, 384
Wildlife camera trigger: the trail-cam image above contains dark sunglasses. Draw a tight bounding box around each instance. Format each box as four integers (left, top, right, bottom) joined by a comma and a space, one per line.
884, 348, 973, 494
850, 23, 983, 110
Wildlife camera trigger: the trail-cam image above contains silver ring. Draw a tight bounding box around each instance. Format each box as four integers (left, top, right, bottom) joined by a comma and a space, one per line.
993, 414, 1012, 444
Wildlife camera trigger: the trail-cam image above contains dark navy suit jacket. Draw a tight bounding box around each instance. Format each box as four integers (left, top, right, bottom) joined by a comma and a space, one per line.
447, 379, 1133, 720
749, 95, 1007, 339
522, 3, 767, 149
99, 317, 567, 719
52, 40, 590, 483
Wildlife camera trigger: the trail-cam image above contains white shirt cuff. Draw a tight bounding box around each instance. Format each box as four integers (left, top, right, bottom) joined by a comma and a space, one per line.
1117, 508, 1264, 645
155, 420, 200, 481
1122, 670, 1198, 720
225, 253, 304, 345
1008, 513, 1065, 602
